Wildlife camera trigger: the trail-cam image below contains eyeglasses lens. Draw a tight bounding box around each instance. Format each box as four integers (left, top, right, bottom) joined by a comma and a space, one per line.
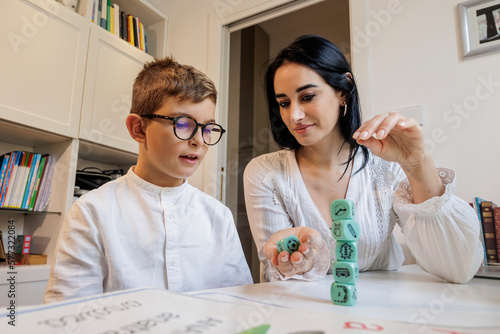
174, 117, 223, 145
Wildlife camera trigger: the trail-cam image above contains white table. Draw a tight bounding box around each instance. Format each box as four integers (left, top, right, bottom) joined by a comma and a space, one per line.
188, 265, 500, 330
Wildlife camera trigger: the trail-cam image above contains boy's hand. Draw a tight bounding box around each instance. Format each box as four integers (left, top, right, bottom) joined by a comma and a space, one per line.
264, 227, 326, 277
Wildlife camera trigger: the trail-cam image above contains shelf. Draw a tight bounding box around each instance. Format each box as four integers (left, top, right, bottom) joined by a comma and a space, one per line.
0, 119, 70, 148
77, 0, 167, 58
0, 208, 61, 216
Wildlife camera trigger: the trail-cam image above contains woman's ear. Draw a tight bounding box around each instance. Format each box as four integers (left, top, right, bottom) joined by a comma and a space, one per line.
126, 114, 147, 143
345, 72, 353, 84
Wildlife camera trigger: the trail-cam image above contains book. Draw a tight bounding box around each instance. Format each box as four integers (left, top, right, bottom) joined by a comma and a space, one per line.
480, 201, 498, 264
474, 197, 488, 264
21, 153, 41, 209
0, 231, 6, 263
3, 151, 22, 207
100, 0, 107, 29
28, 155, 47, 211
0, 152, 16, 206
133, 17, 139, 48
112, 3, 120, 37
97, 0, 102, 25
12, 152, 32, 208
120, 10, 126, 40
106, 0, 111, 32
0, 153, 11, 197
139, 21, 145, 51
109, 5, 114, 34
34, 154, 55, 212
127, 14, 134, 46
15, 235, 32, 255
494, 207, 500, 264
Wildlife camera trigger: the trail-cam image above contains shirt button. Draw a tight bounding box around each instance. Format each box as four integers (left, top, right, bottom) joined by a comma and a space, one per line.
169, 260, 177, 267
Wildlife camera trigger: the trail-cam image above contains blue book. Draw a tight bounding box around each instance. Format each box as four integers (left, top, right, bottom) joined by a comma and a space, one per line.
0, 151, 19, 207
21, 153, 41, 209
0, 154, 11, 195
475, 196, 488, 264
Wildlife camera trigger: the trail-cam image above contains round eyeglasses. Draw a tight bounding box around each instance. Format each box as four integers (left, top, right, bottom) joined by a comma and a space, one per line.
141, 114, 226, 146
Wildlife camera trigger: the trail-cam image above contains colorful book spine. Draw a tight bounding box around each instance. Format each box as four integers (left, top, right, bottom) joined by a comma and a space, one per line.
100, 0, 107, 29
28, 155, 47, 211
0, 154, 10, 197
3, 151, 22, 207
113, 3, 120, 37
127, 14, 135, 46
494, 207, 500, 264
480, 201, 498, 264
0, 151, 17, 206
12, 152, 32, 208
21, 153, 41, 209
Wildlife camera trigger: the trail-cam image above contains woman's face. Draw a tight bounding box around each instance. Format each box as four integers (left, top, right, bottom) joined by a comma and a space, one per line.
274, 62, 344, 148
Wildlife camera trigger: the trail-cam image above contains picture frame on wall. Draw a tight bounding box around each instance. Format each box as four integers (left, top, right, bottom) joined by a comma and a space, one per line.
458, 0, 500, 59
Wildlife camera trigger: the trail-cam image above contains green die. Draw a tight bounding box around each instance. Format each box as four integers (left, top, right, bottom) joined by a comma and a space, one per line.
276, 235, 301, 255
330, 199, 355, 220
331, 220, 360, 241
333, 261, 359, 284
331, 283, 357, 306
335, 241, 358, 262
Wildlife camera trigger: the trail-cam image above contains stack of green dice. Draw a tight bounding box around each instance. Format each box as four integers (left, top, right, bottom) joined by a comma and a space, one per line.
330, 199, 360, 306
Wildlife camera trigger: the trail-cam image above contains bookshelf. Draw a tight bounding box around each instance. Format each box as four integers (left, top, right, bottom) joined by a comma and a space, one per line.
77, 0, 168, 59
0, 0, 167, 306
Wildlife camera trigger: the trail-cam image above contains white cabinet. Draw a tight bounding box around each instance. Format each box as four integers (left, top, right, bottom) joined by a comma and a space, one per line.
79, 25, 153, 154
0, 0, 89, 138
0, 0, 167, 307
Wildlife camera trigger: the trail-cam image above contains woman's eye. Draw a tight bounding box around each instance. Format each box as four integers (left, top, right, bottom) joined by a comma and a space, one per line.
278, 101, 289, 108
302, 94, 315, 102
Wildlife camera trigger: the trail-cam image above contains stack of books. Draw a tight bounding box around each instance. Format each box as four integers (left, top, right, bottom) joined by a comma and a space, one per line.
0, 151, 54, 212
472, 197, 500, 266
91, 0, 148, 53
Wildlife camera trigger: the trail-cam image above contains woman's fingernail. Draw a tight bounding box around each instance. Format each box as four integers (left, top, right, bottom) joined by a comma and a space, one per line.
398, 121, 406, 126
295, 257, 303, 264
281, 254, 289, 262
360, 131, 369, 140
376, 130, 385, 139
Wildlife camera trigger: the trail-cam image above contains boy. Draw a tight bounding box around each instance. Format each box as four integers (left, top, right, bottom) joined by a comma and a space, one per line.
44, 57, 253, 302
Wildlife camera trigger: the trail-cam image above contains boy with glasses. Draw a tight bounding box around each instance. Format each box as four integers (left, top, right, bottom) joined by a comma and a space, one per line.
44, 57, 253, 302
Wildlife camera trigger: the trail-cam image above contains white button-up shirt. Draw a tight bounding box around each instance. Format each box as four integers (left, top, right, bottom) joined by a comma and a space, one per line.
44, 168, 252, 303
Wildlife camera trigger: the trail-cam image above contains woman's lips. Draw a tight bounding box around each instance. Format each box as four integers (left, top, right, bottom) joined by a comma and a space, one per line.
293, 124, 313, 134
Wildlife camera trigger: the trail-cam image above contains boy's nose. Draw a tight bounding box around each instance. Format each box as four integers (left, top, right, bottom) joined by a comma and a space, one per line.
189, 126, 205, 146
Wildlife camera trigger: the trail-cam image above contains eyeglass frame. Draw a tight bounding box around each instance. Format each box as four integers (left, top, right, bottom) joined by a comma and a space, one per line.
140, 113, 226, 146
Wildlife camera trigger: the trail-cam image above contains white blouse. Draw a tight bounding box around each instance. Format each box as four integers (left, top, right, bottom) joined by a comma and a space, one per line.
44, 167, 252, 303
243, 149, 483, 283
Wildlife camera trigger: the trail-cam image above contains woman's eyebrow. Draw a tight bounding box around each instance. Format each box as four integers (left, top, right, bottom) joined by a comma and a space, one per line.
275, 83, 318, 99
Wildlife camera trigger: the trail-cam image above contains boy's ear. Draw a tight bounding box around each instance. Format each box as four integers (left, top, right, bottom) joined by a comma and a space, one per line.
126, 114, 147, 143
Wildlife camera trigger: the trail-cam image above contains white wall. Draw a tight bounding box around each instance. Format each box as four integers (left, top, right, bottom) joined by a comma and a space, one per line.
156, 0, 500, 205
351, 0, 500, 204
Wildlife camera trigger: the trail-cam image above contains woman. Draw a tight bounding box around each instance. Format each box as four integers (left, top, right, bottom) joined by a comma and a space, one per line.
243, 34, 482, 284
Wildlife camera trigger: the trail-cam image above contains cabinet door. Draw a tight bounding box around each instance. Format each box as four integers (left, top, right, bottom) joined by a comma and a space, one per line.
80, 25, 153, 154
0, 0, 88, 137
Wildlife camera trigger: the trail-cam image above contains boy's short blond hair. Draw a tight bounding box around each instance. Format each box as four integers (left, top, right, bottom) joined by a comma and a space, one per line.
130, 56, 217, 115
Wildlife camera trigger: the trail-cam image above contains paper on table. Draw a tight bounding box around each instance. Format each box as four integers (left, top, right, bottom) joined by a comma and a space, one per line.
1, 288, 498, 333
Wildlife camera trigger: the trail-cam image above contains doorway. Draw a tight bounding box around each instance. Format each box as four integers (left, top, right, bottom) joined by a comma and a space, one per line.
225, 0, 350, 282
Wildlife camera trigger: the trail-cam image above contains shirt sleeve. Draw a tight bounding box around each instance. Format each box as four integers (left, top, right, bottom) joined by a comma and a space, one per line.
393, 168, 483, 283
243, 157, 329, 282
43, 201, 107, 303
221, 207, 254, 287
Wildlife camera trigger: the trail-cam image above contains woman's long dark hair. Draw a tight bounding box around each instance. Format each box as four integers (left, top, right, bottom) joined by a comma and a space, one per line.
265, 34, 369, 175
